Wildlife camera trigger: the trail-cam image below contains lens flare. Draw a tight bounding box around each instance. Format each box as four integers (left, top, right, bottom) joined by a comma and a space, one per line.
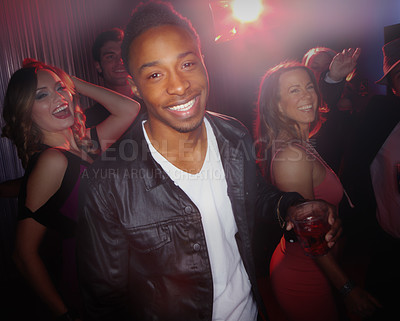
231, 0, 263, 23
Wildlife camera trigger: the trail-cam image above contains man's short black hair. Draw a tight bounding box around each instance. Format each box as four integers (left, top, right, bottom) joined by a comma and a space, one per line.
92, 28, 124, 63
121, 0, 201, 76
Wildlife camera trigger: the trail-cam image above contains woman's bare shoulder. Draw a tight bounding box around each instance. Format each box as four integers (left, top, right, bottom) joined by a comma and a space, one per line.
25, 148, 68, 211
34, 148, 68, 173
273, 142, 312, 162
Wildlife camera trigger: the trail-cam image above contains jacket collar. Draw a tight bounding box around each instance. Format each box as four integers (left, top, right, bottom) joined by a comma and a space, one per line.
131, 112, 248, 191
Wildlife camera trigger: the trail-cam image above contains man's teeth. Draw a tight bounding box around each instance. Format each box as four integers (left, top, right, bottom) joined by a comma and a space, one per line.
298, 105, 313, 111
169, 99, 195, 111
53, 105, 68, 114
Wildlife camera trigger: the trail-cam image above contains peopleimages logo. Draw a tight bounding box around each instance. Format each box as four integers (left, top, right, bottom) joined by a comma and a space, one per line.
86, 137, 318, 164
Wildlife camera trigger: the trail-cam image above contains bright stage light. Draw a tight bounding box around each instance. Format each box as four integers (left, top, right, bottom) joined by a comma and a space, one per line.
209, 0, 264, 43
231, 0, 263, 23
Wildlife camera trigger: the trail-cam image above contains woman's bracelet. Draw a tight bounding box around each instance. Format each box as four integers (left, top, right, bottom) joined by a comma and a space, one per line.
276, 195, 286, 228
339, 280, 355, 297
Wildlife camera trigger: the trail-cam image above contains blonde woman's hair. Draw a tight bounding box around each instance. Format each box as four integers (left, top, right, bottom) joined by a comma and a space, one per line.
2, 59, 93, 167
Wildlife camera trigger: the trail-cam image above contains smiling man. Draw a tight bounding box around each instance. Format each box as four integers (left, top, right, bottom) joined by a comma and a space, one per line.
77, 2, 340, 321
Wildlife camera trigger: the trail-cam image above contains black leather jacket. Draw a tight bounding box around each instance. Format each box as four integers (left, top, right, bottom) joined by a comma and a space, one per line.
77, 112, 300, 321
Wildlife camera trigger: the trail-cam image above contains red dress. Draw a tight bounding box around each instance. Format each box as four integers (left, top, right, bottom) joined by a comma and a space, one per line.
269, 143, 343, 321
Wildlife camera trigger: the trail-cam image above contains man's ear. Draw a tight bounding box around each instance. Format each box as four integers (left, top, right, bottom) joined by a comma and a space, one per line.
128, 77, 142, 99
94, 61, 103, 75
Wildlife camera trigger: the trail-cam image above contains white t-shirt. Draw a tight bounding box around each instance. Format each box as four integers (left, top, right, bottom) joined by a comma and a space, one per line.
142, 119, 257, 321
370, 120, 400, 238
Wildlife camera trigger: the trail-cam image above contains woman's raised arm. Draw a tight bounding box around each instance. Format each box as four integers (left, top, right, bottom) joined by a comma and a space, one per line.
72, 76, 140, 151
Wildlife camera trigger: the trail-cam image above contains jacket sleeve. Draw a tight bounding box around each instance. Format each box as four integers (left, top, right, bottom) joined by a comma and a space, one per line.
77, 173, 130, 321
319, 71, 346, 112
255, 168, 302, 230
252, 161, 302, 277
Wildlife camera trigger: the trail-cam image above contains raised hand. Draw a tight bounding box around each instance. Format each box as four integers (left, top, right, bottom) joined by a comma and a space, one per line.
328, 47, 361, 81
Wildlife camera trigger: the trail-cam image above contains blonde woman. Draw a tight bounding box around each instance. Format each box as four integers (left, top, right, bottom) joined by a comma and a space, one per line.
2, 59, 139, 320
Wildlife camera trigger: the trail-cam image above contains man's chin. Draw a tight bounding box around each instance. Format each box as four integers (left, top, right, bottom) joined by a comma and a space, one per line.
174, 117, 204, 133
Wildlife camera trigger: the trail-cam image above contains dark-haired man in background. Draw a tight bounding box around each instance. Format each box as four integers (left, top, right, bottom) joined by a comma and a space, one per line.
84, 27, 136, 127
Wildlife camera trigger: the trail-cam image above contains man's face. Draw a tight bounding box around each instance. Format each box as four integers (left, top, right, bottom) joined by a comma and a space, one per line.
96, 40, 130, 87
307, 52, 332, 80
389, 63, 400, 96
127, 25, 209, 134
